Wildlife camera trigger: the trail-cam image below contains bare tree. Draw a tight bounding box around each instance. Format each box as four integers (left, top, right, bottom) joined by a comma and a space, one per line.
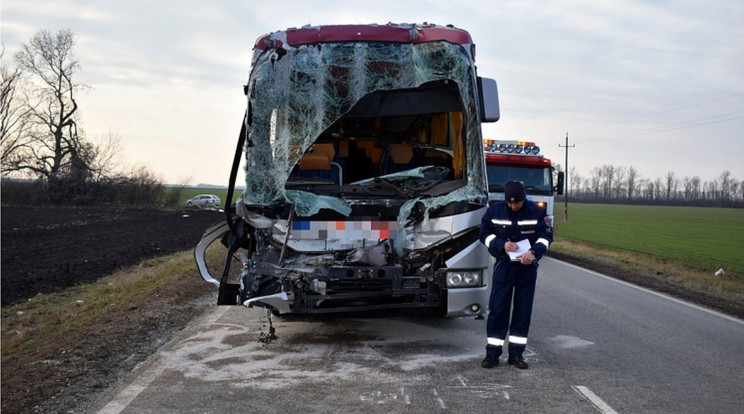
637, 178, 648, 200
691, 176, 701, 201
569, 166, 582, 197
566, 162, 741, 206
717, 170, 733, 202
681, 176, 701, 202
601, 164, 615, 198
704, 179, 717, 200
613, 166, 627, 199
10, 29, 91, 183
590, 166, 604, 200
1, 47, 33, 175
653, 177, 663, 200
736, 180, 744, 203
88, 132, 123, 182
665, 171, 678, 200
626, 166, 639, 200
682, 176, 693, 202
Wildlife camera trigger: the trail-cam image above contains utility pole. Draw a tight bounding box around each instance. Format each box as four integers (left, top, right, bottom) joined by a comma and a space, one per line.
559, 132, 574, 221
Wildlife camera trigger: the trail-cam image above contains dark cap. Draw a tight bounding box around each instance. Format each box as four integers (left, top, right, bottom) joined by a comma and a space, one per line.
504, 181, 526, 203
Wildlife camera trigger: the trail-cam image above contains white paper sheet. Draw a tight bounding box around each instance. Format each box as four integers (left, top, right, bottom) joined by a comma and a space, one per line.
508, 239, 532, 261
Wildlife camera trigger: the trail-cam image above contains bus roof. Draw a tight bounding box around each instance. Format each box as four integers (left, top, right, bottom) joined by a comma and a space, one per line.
253, 23, 473, 50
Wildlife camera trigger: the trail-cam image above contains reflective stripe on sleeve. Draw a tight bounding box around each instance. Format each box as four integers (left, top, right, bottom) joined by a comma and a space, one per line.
517, 219, 538, 226
487, 337, 505, 346
491, 219, 511, 226
536, 238, 550, 248
484, 234, 496, 247
509, 335, 528, 345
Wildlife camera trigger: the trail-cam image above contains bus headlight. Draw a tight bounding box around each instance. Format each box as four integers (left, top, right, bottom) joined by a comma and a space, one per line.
446, 270, 483, 287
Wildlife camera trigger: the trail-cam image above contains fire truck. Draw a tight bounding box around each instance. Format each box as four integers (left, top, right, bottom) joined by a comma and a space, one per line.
194, 23, 501, 317
483, 139, 564, 221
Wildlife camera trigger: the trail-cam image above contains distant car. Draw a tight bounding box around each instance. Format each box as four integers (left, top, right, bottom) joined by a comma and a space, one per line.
186, 194, 221, 209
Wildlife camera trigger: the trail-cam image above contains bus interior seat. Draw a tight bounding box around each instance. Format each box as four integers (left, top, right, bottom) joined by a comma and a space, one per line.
296, 153, 342, 185
422, 148, 451, 167
383, 143, 416, 174
313, 143, 337, 162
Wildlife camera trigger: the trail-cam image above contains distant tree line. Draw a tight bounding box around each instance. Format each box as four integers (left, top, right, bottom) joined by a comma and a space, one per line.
1, 29, 177, 205
557, 164, 743, 208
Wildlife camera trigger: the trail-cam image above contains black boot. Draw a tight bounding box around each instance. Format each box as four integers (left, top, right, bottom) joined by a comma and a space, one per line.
481, 355, 499, 369
508, 356, 528, 369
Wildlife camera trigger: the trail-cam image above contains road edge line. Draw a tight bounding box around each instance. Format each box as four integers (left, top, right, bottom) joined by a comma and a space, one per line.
96, 305, 230, 413
545, 257, 744, 326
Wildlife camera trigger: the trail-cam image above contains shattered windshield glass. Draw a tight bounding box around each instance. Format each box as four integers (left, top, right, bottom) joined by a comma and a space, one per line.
241, 33, 487, 213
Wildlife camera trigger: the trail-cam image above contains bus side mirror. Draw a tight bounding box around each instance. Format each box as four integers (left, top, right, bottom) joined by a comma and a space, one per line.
477, 77, 500, 122
556, 171, 565, 195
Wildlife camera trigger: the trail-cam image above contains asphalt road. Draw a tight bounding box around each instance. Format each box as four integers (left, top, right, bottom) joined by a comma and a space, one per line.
94, 258, 744, 413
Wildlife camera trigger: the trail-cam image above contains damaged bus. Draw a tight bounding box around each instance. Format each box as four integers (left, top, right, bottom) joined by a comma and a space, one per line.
195, 23, 500, 317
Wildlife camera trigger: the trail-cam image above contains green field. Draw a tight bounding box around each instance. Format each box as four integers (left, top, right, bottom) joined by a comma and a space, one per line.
554, 203, 744, 278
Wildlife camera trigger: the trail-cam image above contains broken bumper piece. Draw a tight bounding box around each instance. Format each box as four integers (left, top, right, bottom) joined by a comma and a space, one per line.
243, 292, 290, 314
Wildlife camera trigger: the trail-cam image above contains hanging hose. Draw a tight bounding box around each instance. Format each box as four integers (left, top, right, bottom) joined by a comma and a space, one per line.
217, 118, 249, 305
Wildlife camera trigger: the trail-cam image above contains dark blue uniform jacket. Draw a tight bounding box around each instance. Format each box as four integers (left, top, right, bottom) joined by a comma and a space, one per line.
479, 200, 554, 262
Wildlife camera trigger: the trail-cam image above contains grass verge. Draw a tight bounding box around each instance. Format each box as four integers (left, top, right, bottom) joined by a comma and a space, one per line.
549, 237, 744, 318
554, 203, 743, 278
1, 250, 211, 360
1, 247, 225, 414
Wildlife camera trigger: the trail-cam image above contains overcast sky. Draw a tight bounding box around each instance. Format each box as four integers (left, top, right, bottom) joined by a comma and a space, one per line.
3, 0, 743, 186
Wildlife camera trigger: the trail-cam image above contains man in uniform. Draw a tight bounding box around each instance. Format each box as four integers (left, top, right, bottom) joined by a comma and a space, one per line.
478, 180, 553, 369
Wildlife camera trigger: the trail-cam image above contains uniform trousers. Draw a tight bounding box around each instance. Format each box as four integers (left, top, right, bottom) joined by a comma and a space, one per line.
486, 260, 538, 358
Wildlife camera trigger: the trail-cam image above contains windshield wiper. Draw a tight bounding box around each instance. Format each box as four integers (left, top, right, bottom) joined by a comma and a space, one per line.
524, 185, 549, 195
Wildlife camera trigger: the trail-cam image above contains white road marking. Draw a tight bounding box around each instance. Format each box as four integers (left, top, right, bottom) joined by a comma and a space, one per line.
546, 257, 744, 326
359, 387, 411, 405
97, 361, 166, 414
447, 375, 512, 400
572, 385, 618, 414
401, 387, 411, 404
432, 388, 446, 409
97, 306, 230, 414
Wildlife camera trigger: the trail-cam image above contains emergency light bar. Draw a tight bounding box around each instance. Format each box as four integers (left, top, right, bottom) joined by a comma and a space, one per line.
483, 139, 540, 155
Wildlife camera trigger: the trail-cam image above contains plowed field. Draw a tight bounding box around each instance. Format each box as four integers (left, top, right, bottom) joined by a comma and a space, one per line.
1, 205, 224, 413
1, 205, 223, 306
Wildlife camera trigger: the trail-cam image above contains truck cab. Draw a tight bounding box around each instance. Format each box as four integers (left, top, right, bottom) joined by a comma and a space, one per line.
195, 23, 500, 317
483, 140, 564, 222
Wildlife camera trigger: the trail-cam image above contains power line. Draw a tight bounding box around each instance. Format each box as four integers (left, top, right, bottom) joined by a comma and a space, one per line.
580, 110, 744, 144
572, 92, 744, 135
